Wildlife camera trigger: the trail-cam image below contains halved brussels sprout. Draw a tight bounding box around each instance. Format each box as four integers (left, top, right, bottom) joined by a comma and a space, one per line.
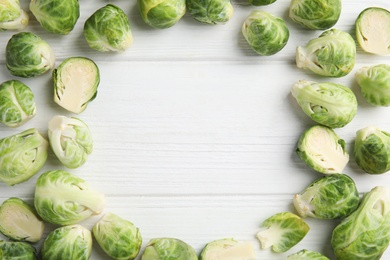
291, 80, 357, 128
34, 170, 105, 225
6, 32, 55, 78
296, 28, 356, 77
331, 186, 390, 259
296, 125, 349, 174
354, 126, 390, 174
0, 197, 44, 243
293, 174, 359, 219
0, 128, 48, 186
289, 0, 341, 30
93, 212, 142, 260
186, 0, 233, 25
199, 238, 255, 260
48, 115, 93, 169
141, 238, 198, 260
242, 10, 289, 56
29, 0, 80, 34
0, 0, 29, 31
355, 7, 390, 55
0, 241, 36, 260
84, 4, 133, 52
41, 225, 92, 260
138, 0, 186, 29
249, 0, 276, 6
0, 80, 36, 127
287, 249, 329, 259
53, 57, 99, 114
256, 212, 309, 253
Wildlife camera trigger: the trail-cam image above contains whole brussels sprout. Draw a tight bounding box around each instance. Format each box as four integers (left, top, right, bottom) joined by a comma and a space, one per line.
296, 28, 356, 77
287, 249, 329, 259
0, 197, 44, 243
138, 0, 186, 29
0, 80, 36, 127
249, 0, 276, 6
331, 186, 390, 259
6, 32, 55, 78
186, 0, 233, 25
355, 7, 390, 55
34, 170, 105, 225
355, 64, 390, 106
354, 126, 390, 174
0, 0, 29, 31
84, 4, 133, 52
29, 0, 80, 34
289, 0, 341, 30
141, 237, 198, 260
242, 10, 289, 56
41, 224, 92, 260
0, 128, 48, 186
291, 80, 357, 128
199, 238, 255, 260
93, 212, 142, 260
0, 241, 37, 260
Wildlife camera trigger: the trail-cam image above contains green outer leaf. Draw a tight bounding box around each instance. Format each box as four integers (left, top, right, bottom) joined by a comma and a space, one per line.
186, 0, 233, 24
287, 249, 330, 259
249, 0, 277, 6
138, 0, 186, 29
0, 241, 36, 260
142, 237, 198, 260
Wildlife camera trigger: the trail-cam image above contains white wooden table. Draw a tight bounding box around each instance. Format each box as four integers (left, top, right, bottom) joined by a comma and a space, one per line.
1, 0, 390, 259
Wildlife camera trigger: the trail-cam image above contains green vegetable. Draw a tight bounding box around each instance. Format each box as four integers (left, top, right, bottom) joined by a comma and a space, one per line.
0, 80, 36, 127
34, 170, 105, 225
291, 80, 357, 128
93, 212, 142, 260
199, 238, 255, 260
355, 7, 390, 55
0, 0, 29, 31
355, 64, 390, 106
41, 224, 92, 260
53, 57, 99, 114
293, 174, 359, 219
354, 126, 390, 174
84, 4, 133, 52
296, 125, 349, 174
248, 0, 276, 6
0, 197, 44, 243
0, 241, 37, 260
29, 0, 80, 34
186, 0, 233, 24
256, 212, 309, 253
138, 0, 186, 29
48, 115, 93, 169
242, 10, 289, 56
287, 249, 329, 259
0, 128, 48, 186
6, 32, 55, 78
289, 0, 341, 30
141, 238, 198, 260
331, 186, 390, 259
296, 28, 356, 77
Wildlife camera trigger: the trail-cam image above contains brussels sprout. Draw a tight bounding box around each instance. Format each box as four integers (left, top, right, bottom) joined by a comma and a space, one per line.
48, 115, 93, 169
93, 212, 142, 260
355, 64, 390, 106
256, 212, 309, 253
296, 125, 349, 174
34, 170, 105, 225
296, 29, 356, 77
242, 10, 289, 56
6, 32, 55, 78
84, 4, 133, 52
0, 80, 36, 127
0, 0, 29, 31
354, 126, 390, 174
355, 7, 390, 55
186, 0, 233, 25
138, 0, 186, 29
0, 241, 36, 260
331, 186, 390, 259
291, 80, 357, 128
141, 238, 198, 260
0, 197, 44, 243
53, 57, 99, 114
287, 249, 329, 259
0, 128, 48, 186
29, 0, 79, 35
41, 224, 92, 260
289, 0, 341, 30
199, 238, 255, 260
293, 174, 359, 219
249, 0, 276, 6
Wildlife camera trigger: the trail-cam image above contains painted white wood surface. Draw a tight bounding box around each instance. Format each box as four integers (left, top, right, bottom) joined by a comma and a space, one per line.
1, 0, 390, 259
